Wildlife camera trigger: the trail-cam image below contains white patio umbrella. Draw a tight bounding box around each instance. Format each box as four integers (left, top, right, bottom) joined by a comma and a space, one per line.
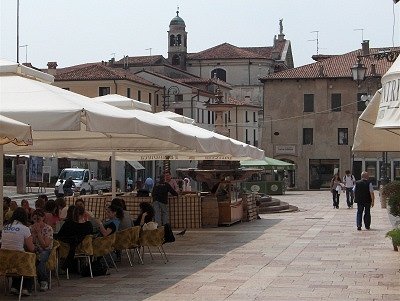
155, 111, 195, 124
375, 56, 400, 129
1, 60, 264, 196
353, 89, 400, 152
93, 94, 152, 112
0, 115, 33, 227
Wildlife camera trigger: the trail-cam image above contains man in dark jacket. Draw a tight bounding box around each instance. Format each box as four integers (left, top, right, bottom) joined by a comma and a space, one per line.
354, 171, 375, 231
152, 173, 178, 226
63, 176, 76, 196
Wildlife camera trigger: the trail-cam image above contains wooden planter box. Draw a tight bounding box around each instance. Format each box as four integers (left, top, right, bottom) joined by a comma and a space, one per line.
218, 200, 243, 225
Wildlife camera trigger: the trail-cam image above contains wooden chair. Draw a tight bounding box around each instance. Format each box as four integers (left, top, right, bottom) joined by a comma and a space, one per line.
114, 228, 133, 266
58, 235, 94, 279
46, 240, 60, 289
0, 249, 37, 301
92, 233, 117, 272
139, 226, 168, 263
129, 226, 144, 265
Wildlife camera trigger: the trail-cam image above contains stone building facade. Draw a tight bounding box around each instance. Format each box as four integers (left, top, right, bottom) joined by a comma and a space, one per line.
260, 41, 400, 190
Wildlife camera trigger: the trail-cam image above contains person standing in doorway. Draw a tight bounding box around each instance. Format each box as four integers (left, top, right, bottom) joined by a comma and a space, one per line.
152, 174, 178, 226
343, 170, 356, 208
330, 173, 342, 209
354, 171, 375, 231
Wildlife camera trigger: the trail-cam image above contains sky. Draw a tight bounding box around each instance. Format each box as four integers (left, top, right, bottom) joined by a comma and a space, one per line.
1, 0, 399, 69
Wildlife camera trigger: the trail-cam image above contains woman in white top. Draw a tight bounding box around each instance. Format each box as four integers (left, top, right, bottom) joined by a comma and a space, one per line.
1, 207, 35, 296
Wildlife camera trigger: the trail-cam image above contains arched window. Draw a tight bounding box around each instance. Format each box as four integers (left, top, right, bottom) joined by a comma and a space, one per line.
172, 54, 180, 66
211, 68, 227, 82
169, 35, 176, 46
176, 34, 182, 46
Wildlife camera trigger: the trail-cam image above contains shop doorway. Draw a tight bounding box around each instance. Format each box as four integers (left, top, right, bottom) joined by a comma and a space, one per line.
309, 159, 339, 189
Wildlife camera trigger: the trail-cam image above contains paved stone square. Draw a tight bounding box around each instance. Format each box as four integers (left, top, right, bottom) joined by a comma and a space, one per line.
2, 190, 400, 300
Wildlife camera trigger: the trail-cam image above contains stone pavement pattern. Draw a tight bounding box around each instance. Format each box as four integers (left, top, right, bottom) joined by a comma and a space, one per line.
2, 191, 399, 300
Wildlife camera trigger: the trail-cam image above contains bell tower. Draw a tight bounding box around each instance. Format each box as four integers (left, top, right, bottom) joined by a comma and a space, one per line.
167, 8, 187, 70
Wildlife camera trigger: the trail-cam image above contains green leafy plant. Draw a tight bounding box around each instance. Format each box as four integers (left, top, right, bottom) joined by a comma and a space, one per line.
386, 228, 400, 251
387, 191, 400, 218
382, 181, 400, 203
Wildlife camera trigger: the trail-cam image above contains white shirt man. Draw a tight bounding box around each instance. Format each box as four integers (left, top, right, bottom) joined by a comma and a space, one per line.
343, 171, 356, 208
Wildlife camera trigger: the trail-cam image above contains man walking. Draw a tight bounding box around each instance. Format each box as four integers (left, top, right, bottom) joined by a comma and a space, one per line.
343, 170, 356, 208
152, 173, 178, 226
354, 171, 375, 231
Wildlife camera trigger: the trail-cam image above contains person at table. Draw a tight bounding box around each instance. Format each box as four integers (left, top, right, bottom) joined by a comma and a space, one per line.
133, 201, 155, 227
111, 198, 133, 230
56, 197, 68, 220
94, 204, 123, 237
57, 205, 93, 271
21, 199, 34, 223
30, 209, 53, 292
75, 198, 94, 222
44, 199, 61, 229
4, 200, 18, 223
1, 207, 35, 296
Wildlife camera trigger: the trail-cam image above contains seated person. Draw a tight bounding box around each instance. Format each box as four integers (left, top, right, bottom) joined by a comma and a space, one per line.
75, 198, 94, 222
1, 207, 35, 296
30, 209, 53, 292
44, 199, 61, 229
57, 205, 93, 271
133, 202, 155, 227
21, 199, 34, 223
111, 198, 133, 230
94, 204, 123, 237
4, 200, 18, 223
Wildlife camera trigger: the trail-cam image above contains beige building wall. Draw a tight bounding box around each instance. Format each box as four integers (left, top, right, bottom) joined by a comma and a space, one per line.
262, 77, 393, 190
53, 79, 162, 111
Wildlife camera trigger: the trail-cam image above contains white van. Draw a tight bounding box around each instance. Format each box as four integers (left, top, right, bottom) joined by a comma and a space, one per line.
54, 168, 111, 196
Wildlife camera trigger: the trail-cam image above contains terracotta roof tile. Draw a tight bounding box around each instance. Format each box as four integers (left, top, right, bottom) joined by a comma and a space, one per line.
187, 43, 266, 60
55, 63, 158, 87
261, 47, 400, 80
114, 55, 166, 66
178, 77, 232, 89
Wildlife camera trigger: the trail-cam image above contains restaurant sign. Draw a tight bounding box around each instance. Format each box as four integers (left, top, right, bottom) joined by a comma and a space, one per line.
275, 145, 296, 156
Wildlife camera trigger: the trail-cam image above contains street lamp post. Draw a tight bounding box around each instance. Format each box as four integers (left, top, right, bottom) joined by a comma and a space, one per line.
162, 85, 180, 111
351, 56, 389, 185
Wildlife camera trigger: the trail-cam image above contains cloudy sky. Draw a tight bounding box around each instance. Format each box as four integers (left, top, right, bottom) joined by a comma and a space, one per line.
1, 0, 399, 69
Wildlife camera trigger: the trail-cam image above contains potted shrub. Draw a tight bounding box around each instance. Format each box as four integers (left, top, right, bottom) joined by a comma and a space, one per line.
386, 228, 400, 251
383, 182, 400, 251
382, 181, 400, 227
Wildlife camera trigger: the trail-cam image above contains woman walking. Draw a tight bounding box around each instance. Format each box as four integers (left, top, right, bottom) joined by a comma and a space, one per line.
330, 173, 343, 209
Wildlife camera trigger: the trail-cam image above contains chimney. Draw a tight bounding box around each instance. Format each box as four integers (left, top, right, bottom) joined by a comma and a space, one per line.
271, 51, 280, 60
362, 40, 370, 56
318, 64, 324, 77
47, 61, 58, 75
371, 63, 376, 76
108, 57, 115, 66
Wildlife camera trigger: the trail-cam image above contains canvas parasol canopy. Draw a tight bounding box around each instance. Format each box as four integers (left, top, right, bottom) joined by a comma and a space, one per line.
0, 115, 33, 228
375, 56, 400, 129
240, 157, 295, 170
353, 89, 400, 152
1, 60, 264, 195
